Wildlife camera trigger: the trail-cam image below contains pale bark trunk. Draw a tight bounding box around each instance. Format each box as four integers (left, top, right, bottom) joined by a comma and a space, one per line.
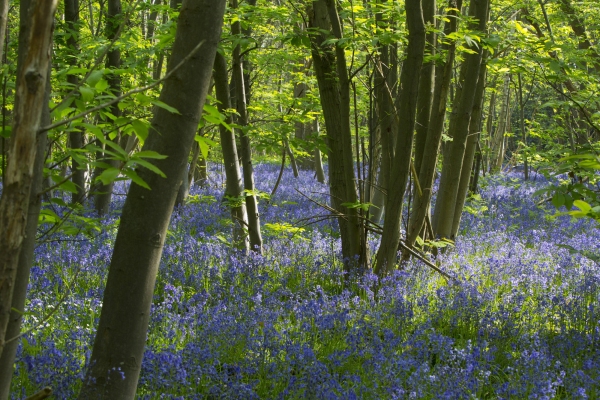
432, 0, 489, 240
78, 2, 225, 397
312, 119, 326, 183
405, 0, 462, 251
0, 0, 8, 65
517, 73, 528, 180
491, 74, 510, 172
374, 0, 426, 275
0, 0, 57, 360
231, 0, 262, 254
0, 1, 52, 393
214, 51, 249, 252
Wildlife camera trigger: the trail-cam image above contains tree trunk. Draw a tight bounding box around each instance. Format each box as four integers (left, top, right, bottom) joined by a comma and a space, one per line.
65, 0, 86, 205
0, 0, 7, 65
450, 53, 488, 238
491, 73, 510, 172
413, 0, 436, 175
374, 0, 426, 275
78, 2, 225, 397
308, 0, 364, 271
94, 0, 122, 216
312, 119, 326, 183
432, 0, 489, 240
0, 0, 57, 361
214, 51, 249, 252
404, 0, 462, 252
231, 0, 262, 254
0, 0, 53, 393
517, 73, 528, 180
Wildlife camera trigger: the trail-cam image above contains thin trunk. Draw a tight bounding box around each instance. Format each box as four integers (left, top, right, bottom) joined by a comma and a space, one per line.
0, 0, 57, 360
0, 71, 51, 400
94, 0, 122, 216
432, 0, 489, 240
231, 0, 262, 254
309, 0, 363, 271
65, 0, 86, 205
79, 2, 226, 397
214, 51, 249, 252
312, 119, 325, 183
517, 73, 528, 180
491, 74, 510, 172
0, 0, 8, 69
413, 0, 436, 175
374, 0, 426, 275
450, 53, 487, 238
284, 138, 299, 178
405, 0, 462, 251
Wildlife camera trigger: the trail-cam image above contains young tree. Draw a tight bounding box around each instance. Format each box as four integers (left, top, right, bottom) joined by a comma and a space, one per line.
432, 0, 490, 240
374, 0, 427, 275
78, 1, 226, 397
0, 0, 58, 360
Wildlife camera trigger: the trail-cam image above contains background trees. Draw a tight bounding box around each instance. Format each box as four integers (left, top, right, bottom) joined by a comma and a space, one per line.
0, 0, 598, 397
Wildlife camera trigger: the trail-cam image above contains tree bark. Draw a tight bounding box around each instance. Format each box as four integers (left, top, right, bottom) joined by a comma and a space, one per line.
404, 0, 462, 252
374, 0, 426, 275
65, 0, 87, 205
0, 0, 8, 72
0, 0, 57, 361
308, 0, 364, 271
94, 0, 122, 216
214, 51, 249, 252
0, 0, 53, 394
432, 0, 489, 240
312, 119, 326, 183
413, 0, 436, 175
231, 0, 263, 254
450, 53, 488, 238
78, 1, 225, 397
491, 73, 510, 172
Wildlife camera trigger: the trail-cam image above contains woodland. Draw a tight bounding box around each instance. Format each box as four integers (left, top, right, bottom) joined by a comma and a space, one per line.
0, 0, 599, 398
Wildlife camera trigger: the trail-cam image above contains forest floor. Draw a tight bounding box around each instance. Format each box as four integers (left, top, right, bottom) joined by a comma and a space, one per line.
9, 164, 600, 399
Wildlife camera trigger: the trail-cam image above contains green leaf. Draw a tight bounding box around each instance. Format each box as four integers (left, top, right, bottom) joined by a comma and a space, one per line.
80, 86, 94, 102
122, 169, 151, 189
134, 150, 168, 159
573, 200, 591, 213
151, 100, 180, 114
131, 120, 149, 143
95, 79, 109, 92
97, 167, 120, 185
132, 159, 166, 177
552, 192, 565, 208
88, 69, 104, 87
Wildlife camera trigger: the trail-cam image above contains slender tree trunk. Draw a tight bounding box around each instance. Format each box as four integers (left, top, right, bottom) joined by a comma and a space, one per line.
65, 0, 86, 205
491, 74, 510, 172
0, 0, 8, 73
312, 119, 326, 183
374, 0, 426, 275
413, 0, 436, 175
231, 0, 262, 254
0, 1, 52, 394
450, 53, 488, 238
405, 0, 462, 252
517, 73, 528, 180
94, 0, 122, 216
432, 0, 489, 240
0, 0, 57, 361
308, 0, 364, 271
78, 2, 225, 397
214, 51, 249, 252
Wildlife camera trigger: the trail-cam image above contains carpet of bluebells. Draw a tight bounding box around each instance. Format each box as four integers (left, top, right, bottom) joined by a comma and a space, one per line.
8, 163, 600, 399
